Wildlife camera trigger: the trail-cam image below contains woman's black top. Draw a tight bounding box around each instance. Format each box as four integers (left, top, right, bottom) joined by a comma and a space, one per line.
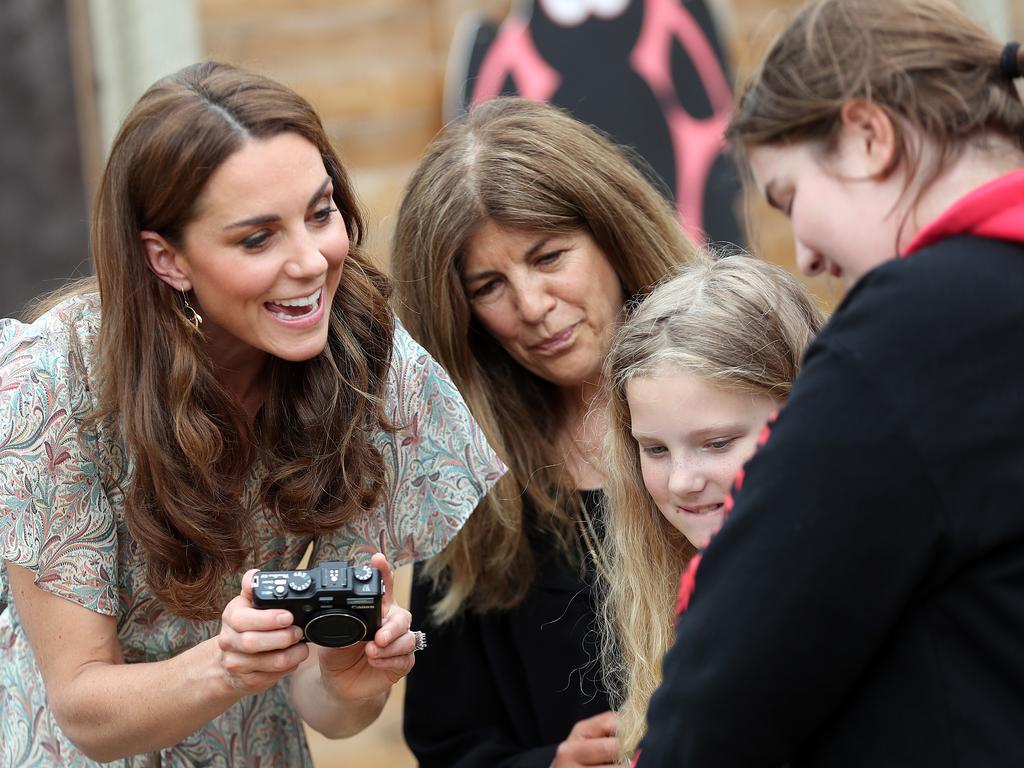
403, 489, 611, 767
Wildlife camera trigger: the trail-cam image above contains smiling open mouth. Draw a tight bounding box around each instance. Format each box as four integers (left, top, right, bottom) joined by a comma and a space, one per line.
265, 287, 322, 321
679, 503, 723, 516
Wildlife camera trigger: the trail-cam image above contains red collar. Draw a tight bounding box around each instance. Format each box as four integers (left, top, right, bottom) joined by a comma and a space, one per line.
902, 169, 1024, 256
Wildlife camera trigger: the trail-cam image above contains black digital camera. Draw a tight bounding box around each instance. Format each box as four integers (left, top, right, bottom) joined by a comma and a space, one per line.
252, 561, 383, 648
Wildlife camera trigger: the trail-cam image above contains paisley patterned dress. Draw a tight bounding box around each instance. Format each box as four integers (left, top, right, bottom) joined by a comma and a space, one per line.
0, 294, 504, 767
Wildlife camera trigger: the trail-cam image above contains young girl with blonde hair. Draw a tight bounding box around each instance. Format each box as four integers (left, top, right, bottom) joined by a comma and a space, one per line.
600, 254, 823, 759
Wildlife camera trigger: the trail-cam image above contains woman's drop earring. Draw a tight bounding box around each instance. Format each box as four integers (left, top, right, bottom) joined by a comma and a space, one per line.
181, 289, 203, 331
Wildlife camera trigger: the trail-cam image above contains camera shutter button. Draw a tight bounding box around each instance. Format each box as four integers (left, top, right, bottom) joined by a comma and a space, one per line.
273, 584, 288, 596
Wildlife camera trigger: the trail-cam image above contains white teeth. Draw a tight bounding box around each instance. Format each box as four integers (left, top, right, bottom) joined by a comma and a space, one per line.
268, 304, 317, 320
272, 288, 321, 307
682, 503, 723, 515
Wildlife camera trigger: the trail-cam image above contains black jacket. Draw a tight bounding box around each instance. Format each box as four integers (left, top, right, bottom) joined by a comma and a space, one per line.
637, 236, 1024, 766
404, 490, 611, 767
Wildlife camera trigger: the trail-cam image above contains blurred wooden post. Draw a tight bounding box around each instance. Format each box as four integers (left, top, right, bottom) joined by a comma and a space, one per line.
0, 0, 90, 316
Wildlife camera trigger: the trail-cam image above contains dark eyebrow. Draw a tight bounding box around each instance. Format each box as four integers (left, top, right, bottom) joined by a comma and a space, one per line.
463, 235, 555, 283
223, 176, 333, 230
308, 176, 332, 208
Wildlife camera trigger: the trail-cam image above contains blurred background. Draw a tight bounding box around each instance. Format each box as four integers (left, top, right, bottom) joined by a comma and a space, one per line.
2, 1, 1020, 765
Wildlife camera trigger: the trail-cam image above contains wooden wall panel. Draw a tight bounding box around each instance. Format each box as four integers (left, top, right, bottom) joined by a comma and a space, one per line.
199, 0, 513, 267
202, 1, 432, 266
198, 0, 822, 291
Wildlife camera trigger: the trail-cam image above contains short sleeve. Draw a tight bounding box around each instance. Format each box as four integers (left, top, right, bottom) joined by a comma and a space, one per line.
314, 321, 505, 567
0, 300, 118, 615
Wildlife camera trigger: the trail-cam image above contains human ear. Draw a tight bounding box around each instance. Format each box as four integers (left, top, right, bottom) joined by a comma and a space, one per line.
140, 231, 191, 291
838, 100, 897, 178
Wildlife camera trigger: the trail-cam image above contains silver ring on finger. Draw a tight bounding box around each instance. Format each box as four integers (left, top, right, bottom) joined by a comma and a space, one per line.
412, 630, 427, 652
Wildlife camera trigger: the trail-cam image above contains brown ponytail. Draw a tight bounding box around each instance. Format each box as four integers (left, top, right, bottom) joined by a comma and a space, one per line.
1001, 41, 1023, 81
727, 0, 1024, 177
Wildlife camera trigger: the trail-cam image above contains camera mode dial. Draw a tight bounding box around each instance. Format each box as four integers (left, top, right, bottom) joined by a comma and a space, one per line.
354, 565, 374, 582
287, 572, 313, 592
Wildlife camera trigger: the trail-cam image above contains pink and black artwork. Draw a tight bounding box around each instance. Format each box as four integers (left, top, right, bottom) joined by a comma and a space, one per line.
447, 0, 742, 247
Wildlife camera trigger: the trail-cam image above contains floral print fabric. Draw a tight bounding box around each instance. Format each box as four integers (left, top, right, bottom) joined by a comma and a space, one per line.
0, 294, 504, 767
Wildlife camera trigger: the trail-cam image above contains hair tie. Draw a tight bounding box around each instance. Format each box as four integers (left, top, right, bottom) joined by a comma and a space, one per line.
1000, 41, 1022, 80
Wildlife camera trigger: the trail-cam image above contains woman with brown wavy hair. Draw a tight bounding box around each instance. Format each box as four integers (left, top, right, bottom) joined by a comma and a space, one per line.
391, 97, 702, 767
0, 61, 502, 766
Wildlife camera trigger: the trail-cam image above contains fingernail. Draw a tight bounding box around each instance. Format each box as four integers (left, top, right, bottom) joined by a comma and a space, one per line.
380, 631, 390, 645
277, 613, 292, 626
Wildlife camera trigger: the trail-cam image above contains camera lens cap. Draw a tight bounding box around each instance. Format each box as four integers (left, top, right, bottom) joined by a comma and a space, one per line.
304, 610, 368, 648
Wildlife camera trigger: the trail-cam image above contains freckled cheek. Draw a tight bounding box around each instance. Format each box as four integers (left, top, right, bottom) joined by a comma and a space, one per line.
707, 461, 737, 491
711, 450, 753, 490
639, 459, 667, 504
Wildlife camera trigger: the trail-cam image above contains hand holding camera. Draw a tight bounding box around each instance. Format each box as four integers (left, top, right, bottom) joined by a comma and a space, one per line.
215, 552, 418, 704
252, 561, 384, 647
303, 552, 419, 702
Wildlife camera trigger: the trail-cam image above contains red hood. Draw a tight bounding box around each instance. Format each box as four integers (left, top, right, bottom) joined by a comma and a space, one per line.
903, 169, 1024, 256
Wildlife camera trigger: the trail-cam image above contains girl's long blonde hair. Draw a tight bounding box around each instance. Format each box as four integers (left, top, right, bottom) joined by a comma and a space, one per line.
391, 97, 701, 621
600, 255, 824, 756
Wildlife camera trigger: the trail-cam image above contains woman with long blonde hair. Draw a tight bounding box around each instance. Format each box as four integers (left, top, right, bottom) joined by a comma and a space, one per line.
600, 255, 822, 760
